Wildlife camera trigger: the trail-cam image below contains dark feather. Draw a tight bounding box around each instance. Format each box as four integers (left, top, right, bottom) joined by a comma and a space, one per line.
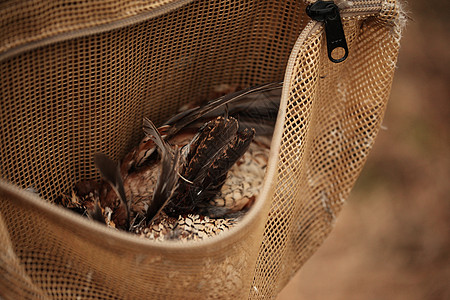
88, 199, 106, 224
143, 117, 180, 223
196, 128, 255, 210
183, 116, 238, 183
165, 82, 282, 138
93, 153, 129, 226
165, 117, 255, 216
204, 128, 255, 188
226, 89, 280, 135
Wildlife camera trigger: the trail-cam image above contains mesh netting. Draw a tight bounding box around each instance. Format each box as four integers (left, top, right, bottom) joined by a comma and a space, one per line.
0, 0, 404, 299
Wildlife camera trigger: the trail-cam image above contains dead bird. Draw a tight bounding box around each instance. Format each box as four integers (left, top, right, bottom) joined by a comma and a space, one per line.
58, 82, 282, 235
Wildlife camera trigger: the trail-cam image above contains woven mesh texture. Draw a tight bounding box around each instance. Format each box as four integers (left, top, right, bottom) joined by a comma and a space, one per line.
0, 0, 404, 299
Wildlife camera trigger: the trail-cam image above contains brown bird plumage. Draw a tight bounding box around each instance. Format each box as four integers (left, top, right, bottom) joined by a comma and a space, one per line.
58, 82, 282, 237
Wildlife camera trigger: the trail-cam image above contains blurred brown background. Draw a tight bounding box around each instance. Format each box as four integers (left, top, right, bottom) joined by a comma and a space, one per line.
277, 1, 450, 299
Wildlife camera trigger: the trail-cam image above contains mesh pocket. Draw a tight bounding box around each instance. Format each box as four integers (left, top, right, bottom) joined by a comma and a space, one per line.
0, 0, 405, 299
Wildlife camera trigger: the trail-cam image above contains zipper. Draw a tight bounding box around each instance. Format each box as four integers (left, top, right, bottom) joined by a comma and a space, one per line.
306, 1, 348, 63
1, 0, 383, 63
277, 0, 383, 146
305, 0, 382, 63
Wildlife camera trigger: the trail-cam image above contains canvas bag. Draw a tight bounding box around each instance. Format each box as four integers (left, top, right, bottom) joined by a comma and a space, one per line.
0, 0, 405, 299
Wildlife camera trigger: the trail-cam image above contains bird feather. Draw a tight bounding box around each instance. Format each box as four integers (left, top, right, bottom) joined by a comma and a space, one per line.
164, 82, 282, 138
143, 117, 180, 223
93, 153, 129, 227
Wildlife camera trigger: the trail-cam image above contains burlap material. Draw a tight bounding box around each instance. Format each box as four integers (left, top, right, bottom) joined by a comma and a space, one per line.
0, 0, 405, 299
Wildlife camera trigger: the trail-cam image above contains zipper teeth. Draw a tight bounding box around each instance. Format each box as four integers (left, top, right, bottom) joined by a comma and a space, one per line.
0, 0, 193, 63
307, 0, 382, 15
302, 0, 383, 44
0, 0, 383, 63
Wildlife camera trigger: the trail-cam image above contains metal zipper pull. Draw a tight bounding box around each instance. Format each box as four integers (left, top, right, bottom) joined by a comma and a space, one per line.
306, 1, 349, 63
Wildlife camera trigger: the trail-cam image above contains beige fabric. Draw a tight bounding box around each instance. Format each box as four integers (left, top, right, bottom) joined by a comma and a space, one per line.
0, 0, 404, 299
